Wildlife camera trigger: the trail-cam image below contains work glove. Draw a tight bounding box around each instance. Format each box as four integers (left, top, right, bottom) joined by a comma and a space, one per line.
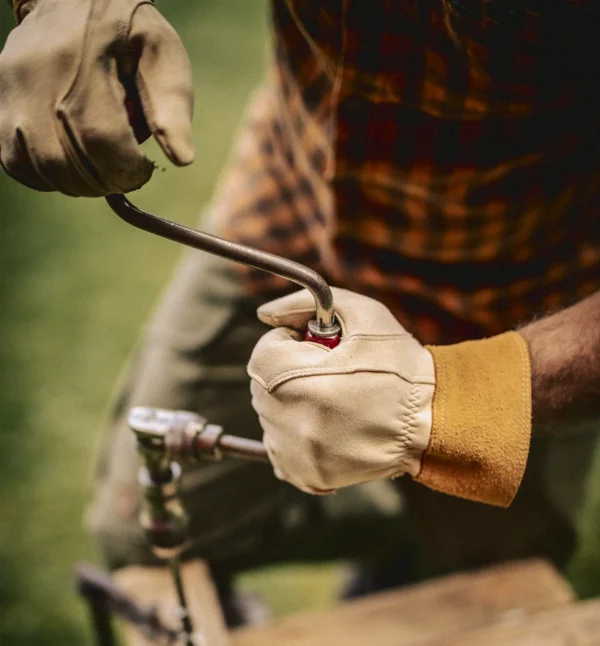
248, 288, 533, 507
248, 288, 436, 494
0, 0, 194, 196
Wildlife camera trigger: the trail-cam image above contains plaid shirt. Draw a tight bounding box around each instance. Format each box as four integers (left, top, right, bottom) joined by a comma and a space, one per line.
212, 0, 600, 345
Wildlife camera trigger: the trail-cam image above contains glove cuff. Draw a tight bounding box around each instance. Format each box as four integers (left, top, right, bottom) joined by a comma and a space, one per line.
416, 331, 532, 507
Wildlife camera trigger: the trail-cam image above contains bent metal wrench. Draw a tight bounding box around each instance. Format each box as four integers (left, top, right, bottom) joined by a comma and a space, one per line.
104, 194, 341, 347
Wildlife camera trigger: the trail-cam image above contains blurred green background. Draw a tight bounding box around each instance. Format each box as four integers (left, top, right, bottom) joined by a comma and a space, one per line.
0, 1, 599, 644
0, 2, 339, 643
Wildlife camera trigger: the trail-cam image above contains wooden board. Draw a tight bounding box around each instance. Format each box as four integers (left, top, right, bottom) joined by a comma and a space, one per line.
434, 599, 600, 646
231, 559, 575, 646
114, 560, 229, 646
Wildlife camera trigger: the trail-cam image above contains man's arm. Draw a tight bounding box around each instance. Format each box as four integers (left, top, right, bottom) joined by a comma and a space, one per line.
519, 291, 600, 435
248, 288, 599, 508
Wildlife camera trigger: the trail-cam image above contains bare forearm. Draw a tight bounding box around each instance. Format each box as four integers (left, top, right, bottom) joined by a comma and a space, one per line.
519, 291, 600, 434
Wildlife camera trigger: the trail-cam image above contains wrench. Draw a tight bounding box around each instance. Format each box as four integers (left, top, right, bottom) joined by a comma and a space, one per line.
105, 195, 341, 347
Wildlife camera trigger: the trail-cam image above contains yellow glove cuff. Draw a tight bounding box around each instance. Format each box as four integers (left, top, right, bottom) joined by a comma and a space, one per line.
417, 331, 532, 507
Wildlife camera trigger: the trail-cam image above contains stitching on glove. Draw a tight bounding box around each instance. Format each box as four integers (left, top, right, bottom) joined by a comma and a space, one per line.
263, 364, 434, 392
344, 333, 412, 342
392, 382, 421, 475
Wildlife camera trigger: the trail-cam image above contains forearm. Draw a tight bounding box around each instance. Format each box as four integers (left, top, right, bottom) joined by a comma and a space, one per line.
519, 291, 600, 435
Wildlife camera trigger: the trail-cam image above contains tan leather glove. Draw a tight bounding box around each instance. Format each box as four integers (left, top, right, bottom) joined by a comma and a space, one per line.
247, 288, 436, 494
0, 0, 194, 196
249, 288, 533, 507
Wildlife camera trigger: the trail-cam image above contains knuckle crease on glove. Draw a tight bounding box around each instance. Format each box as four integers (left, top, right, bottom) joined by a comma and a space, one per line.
63, 111, 152, 194
55, 110, 108, 192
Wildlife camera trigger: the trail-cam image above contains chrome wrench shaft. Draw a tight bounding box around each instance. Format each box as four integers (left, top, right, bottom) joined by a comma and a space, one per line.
105, 195, 340, 338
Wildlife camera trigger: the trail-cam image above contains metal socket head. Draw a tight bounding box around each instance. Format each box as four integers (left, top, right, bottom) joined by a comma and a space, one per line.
128, 406, 206, 475
128, 407, 205, 445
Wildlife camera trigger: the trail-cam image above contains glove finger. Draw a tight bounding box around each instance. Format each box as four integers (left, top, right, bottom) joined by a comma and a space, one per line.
58, 63, 155, 195
130, 4, 195, 167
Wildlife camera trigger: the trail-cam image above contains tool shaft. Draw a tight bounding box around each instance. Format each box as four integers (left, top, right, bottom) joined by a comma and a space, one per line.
215, 434, 269, 463
105, 195, 337, 331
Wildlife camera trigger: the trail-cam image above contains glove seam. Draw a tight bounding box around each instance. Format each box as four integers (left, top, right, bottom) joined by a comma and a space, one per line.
344, 333, 412, 341
54, 111, 109, 193
255, 366, 435, 392
391, 382, 421, 477
418, 332, 531, 507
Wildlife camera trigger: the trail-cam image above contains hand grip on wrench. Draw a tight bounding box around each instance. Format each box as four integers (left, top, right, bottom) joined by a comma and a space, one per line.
105, 195, 341, 348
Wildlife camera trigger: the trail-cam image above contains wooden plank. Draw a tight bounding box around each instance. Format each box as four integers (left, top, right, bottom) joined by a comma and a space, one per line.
231, 559, 574, 646
433, 599, 600, 646
114, 560, 229, 646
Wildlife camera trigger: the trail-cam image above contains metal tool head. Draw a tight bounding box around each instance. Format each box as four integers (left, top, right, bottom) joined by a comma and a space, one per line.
128, 406, 209, 468
128, 407, 204, 445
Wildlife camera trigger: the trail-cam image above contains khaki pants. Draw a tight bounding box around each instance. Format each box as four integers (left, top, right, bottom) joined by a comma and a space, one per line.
88, 246, 598, 581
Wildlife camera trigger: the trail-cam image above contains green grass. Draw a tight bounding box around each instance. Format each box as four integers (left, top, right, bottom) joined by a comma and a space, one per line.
1, 2, 599, 644
0, 3, 279, 643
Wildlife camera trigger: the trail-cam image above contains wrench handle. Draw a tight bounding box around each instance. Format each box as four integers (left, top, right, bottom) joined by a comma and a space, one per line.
105, 195, 342, 347
118, 93, 342, 348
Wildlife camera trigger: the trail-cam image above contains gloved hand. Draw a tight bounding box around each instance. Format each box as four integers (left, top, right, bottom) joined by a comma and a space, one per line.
249, 287, 534, 508
0, 0, 194, 197
247, 288, 436, 494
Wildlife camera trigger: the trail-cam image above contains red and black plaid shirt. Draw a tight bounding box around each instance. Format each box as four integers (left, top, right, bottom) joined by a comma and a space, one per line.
212, 0, 600, 345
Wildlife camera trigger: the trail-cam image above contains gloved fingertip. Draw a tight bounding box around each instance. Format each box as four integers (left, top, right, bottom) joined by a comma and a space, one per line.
169, 130, 195, 167
106, 156, 154, 195
154, 124, 195, 167
256, 309, 275, 326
